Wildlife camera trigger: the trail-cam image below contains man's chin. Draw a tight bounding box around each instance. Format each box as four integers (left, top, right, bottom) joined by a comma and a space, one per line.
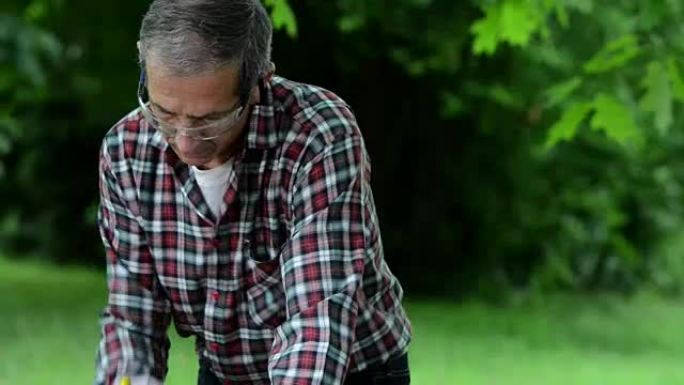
180, 154, 212, 167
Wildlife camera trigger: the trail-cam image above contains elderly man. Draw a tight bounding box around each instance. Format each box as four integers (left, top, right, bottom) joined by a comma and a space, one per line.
94, 1, 412, 384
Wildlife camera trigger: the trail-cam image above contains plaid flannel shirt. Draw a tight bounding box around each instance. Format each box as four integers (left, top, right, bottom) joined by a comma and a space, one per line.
95, 76, 412, 385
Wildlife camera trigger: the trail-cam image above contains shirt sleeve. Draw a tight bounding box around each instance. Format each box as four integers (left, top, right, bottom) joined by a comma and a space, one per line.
268, 105, 370, 385
95, 143, 172, 385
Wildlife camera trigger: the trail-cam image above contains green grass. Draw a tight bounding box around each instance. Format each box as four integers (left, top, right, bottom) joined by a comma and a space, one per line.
2, 257, 684, 385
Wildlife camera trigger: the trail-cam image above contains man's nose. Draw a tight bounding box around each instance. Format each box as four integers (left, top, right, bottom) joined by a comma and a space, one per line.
174, 134, 197, 153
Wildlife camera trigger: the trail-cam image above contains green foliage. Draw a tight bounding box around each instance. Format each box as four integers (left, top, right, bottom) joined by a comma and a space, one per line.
326, 0, 684, 295
582, 34, 641, 74
590, 93, 642, 147
469, 1, 684, 144
471, 0, 548, 55
452, 0, 684, 294
640, 60, 673, 135
544, 102, 592, 148
0, 8, 62, 178
668, 58, 684, 103
264, 0, 298, 37
4, 0, 684, 298
544, 76, 583, 108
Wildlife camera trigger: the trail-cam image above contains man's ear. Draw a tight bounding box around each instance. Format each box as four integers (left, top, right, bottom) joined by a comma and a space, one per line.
248, 84, 260, 105
137, 41, 145, 69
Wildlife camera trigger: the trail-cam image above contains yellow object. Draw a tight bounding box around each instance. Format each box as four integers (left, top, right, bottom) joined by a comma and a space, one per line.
120, 376, 131, 385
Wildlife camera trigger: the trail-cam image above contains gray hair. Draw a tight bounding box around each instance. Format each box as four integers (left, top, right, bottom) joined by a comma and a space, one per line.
139, 0, 273, 102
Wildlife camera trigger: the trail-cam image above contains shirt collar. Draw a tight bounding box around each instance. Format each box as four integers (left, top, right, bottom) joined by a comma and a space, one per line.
245, 76, 280, 150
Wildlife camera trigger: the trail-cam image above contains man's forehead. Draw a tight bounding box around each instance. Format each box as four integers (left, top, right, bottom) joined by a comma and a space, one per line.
144, 61, 241, 117
145, 59, 240, 81
146, 61, 239, 94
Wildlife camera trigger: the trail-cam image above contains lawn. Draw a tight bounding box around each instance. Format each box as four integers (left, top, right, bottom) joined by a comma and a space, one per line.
1, 256, 684, 385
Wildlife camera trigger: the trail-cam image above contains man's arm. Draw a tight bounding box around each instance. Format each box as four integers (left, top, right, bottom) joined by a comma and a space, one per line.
95, 143, 171, 385
268, 105, 370, 385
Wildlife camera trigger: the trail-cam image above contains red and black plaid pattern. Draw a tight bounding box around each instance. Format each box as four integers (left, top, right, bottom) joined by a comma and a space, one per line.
95, 76, 412, 385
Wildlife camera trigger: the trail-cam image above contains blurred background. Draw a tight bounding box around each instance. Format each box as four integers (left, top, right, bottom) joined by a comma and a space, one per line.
2, 0, 684, 384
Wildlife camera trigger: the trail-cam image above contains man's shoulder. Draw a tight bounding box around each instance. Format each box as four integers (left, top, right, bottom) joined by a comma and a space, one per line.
271, 76, 360, 153
271, 76, 350, 111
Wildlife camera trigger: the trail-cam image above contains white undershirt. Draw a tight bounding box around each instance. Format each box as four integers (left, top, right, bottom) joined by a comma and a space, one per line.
191, 158, 234, 219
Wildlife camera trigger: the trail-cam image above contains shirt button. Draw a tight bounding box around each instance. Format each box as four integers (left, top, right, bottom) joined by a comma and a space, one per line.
243, 239, 251, 247
211, 291, 220, 301
209, 342, 219, 352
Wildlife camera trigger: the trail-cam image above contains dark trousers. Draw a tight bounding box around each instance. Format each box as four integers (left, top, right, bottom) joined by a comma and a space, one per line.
198, 353, 410, 385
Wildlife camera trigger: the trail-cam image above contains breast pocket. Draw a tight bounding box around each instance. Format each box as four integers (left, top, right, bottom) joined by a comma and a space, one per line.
243, 210, 289, 328
245, 208, 291, 328
245, 256, 287, 329
248, 217, 287, 263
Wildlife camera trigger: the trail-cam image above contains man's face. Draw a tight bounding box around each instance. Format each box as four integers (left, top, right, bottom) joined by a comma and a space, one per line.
145, 62, 249, 169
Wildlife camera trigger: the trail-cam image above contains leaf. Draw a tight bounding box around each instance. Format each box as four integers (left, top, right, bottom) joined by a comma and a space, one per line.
563, 0, 594, 13
0, 114, 21, 138
471, 0, 544, 55
554, 4, 570, 28
499, 1, 541, 46
667, 58, 684, 103
24, 0, 48, 23
440, 92, 466, 118
611, 234, 640, 268
263, 0, 298, 38
490, 84, 523, 108
545, 102, 593, 149
338, 14, 365, 33
0, 133, 10, 155
583, 34, 641, 74
590, 94, 643, 146
640, 61, 672, 135
471, 6, 500, 55
544, 76, 583, 108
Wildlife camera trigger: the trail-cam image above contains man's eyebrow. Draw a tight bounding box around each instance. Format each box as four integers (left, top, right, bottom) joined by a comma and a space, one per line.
150, 101, 176, 116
